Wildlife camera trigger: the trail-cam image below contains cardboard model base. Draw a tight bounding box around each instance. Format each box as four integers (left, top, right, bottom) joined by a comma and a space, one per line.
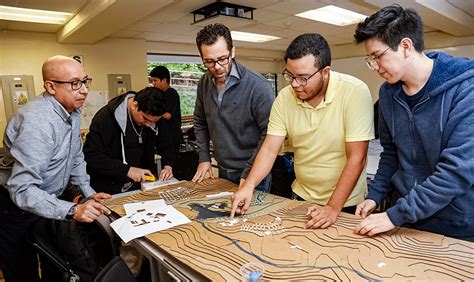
106, 178, 474, 281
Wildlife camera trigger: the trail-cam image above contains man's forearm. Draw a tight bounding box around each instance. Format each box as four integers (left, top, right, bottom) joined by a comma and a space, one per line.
245, 149, 276, 187
244, 135, 284, 187
327, 157, 366, 211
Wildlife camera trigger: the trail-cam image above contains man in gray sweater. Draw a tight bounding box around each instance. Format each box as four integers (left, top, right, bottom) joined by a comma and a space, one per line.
0, 55, 110, 281
192, 23, 274, 191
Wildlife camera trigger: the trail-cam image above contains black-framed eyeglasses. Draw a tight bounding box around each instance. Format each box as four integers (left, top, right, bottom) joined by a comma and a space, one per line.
282, 67, 323, 86
50, 78, 92, 90
203, 53, 231, 68
365, 46, 391, 71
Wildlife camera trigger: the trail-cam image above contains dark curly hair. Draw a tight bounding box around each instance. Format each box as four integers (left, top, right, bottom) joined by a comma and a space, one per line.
285, 33, 331, 69
133, 87, 166, 116
354, 4, 424, 52
196, 23, 233, 55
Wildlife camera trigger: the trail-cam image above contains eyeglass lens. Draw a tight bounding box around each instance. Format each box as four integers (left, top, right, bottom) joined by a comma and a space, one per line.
283, 73, 308, 86
72, 78, 92, 90
204, 55, 230, 67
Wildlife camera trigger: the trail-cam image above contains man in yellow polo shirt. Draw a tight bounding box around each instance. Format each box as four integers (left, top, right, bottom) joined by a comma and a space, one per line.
231, 33, 374, 229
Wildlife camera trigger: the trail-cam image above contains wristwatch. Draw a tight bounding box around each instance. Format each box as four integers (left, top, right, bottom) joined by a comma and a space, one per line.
66, 204, 77, 220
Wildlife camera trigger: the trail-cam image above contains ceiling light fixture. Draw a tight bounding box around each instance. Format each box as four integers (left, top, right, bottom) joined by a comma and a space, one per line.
231, 31, 280, 43
0, 5, 73, 25
296, 5, 367, 26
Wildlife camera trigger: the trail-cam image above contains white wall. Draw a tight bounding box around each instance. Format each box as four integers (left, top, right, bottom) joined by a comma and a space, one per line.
0, 30, 149, 94
332, 44, 474, 103
332, 56, 385, 102
0, 30, 150, 146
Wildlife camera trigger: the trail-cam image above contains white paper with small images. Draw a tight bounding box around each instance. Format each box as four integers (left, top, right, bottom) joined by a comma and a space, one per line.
123, 199, 167, 215
110, 205, 191, 243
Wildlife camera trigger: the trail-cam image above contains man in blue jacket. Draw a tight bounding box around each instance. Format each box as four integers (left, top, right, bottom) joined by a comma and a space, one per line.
352, 4, 474, 241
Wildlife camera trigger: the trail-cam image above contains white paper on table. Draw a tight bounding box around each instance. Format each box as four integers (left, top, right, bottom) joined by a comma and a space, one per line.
206, 191, 234, 198
123, 199, 167, 215
110, 205, 191, 243
141, 178, 186, 191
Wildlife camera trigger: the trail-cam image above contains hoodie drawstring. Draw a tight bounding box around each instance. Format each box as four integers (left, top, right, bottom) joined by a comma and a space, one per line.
121, 133, 127, 165
439, 93, 446, 134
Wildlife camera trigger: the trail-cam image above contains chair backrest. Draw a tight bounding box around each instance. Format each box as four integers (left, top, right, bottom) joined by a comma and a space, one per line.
28, 218, 80, 282
28, 213, 123, 281
94, 256, 135, 282
94, 212, 121, 257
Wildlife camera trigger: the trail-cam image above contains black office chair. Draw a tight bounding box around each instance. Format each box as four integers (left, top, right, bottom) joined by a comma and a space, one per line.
28, 214, 135, 282
29, 217, 81, 281
94, 256, 135, 282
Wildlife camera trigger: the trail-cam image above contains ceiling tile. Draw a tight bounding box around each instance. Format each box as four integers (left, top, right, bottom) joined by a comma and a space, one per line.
109, 30, 144, 39
136, 31, 175, 42
0, 0, 470, 52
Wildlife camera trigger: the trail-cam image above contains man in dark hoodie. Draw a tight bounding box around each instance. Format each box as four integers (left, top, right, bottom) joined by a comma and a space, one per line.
353, 4, 474, 241
84, 87, 168, 194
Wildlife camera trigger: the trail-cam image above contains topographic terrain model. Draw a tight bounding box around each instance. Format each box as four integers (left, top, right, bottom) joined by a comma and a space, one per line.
107, 178, 474, 281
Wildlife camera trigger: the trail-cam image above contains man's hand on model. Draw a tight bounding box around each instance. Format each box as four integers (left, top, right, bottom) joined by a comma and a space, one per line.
89, 192, 111, 203
354, 212, 395, 236
159, 165, 173, 181
305, 205, 339, 229
230, 180, 254, 218
192, 162, 214, 182
127, 167, 153, 182
355, 199, 377, 218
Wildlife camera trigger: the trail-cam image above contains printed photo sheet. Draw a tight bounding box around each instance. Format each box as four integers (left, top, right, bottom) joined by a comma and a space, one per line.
110, 205, 191, 243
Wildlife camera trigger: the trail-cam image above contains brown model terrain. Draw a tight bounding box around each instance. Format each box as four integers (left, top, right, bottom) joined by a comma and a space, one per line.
106, 178, 474, 281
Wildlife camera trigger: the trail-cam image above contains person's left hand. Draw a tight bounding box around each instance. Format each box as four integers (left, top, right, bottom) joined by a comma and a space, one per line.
305, 205, 339, 229
355, 199, 377, 218
159, 165, 173, 181
89, 192, 111, 203
354, 212, 395, 236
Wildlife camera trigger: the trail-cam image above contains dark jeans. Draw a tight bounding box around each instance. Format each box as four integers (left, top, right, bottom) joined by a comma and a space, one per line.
218, 165, 271, 192
0, 187, 41, 282
291, 192, 357, 214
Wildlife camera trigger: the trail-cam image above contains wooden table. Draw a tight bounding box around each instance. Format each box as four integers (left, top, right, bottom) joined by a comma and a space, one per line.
106, 178, 474, 281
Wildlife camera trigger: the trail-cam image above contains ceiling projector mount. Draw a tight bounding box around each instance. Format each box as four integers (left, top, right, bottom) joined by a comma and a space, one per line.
191, 1, 255, 25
